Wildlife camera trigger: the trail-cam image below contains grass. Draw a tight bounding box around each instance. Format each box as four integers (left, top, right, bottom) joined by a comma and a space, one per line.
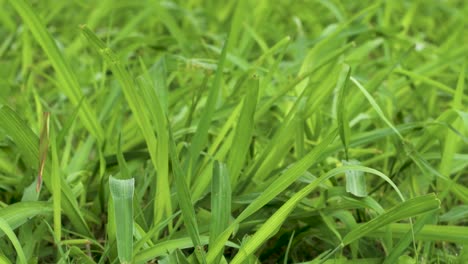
0, 0, 467, 263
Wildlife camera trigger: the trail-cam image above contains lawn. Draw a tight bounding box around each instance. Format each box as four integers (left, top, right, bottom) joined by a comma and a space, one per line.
0, 0, 467, 263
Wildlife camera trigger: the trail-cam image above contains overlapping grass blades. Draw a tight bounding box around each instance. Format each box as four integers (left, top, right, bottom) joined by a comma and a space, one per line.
0, 0, 466, 262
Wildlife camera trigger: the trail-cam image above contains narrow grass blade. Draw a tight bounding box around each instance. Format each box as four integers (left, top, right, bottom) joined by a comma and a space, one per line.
341, 194, 440, 246
80, 25, 171, 224
109, 176, 135, 263
256, 42, 354, 118
49, 116, 62, 243
283, 231, 295, 264
133, 212, 180, 252
238, 129, 338, 222
69, 246, 96, 264
137, 58, 172, 226
168, 126, 206, 263
227, 75, 259, 187
350, 77, 403, 140
7, 0, 103, 142
135, 236, 237, 264
335, 64, 351, 160
395, 68, 468, 103
0, 202, 52, 237
207, 130, 337, 263
230, 164, 405, 264
438, 63, 465, 197
0, 217, 28, 264
209, 161, 231, 264
153, 2, 189, 54
37, 112, 49, 193
186, 30, 231, 183
439, 205, 468, 222
383, 212, 434, 264
0, 105, 91, 236
368, 223, 468, 244
248, 84, 323, 185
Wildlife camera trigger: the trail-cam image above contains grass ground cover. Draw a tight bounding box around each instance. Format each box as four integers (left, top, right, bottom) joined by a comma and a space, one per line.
0, 0, 467, 263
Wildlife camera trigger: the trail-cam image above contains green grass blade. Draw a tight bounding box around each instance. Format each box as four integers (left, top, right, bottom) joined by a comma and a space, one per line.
227, 75, 259, 187
69, 246, 97, 264
283, 231, 295, 264
344, 160, 367, 197
0, 105, 91, 236
80, 25, 171, 224
0, 201, 52, 237
335, 64, 352, 160
0, 217, 28, 264
168, 126, 206, 263
368, 223, 468, 244
238, 129, 338, 221
209, 161, 231, 264
350, 76, 403, 140
230, 164, 407, 263
207, 129, 337, 263
50, 116, 62, 243
7, 0, 103, 142
186, 30, 231, 183
383, 212, 434, 264
135, 236, 237, 264
438, 63, 465, 197
109, 176, 135, 264
133, 212, 180, 253
341, 194, 440, 246
136, 58, 172, 226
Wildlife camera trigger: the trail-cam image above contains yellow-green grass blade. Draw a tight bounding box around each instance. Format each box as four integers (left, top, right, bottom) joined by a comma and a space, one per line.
136, 58, 172, 227
366, 223, 468, 244
190, 100, 242, 202
0, 105, 91, 236
0, 217, 27, 264
7, 0, 103, 142
344, 160, 367, 197
134, 236, 238, 264
133, 212, 180, 253
168, 126, 206, 263
350, 76, 403, 140
255, 42, 354, 118
230, 165, 411, 264
0, 201, 52, 237
152, 2, 189, 55
68, 246, 96, 264
383, 212, 435, 264
438, 63, 465, 197
248, 81, 321, 185
301, 258, 383, 264
335, 64, 352, 160
395, 68, 468, 103
109, 176, 135, 264
341, 194, 440, 246
206, 129, 337, 263
209, 161, 231, 264
227, 75, 259, 187
186, 28, 231, 184
0, 254, 12, 264
80, 25, 171, 225
49, 116, 62, 243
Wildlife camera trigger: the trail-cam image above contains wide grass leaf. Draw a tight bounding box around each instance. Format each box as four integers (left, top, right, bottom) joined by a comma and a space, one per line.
109, 176, 135, 264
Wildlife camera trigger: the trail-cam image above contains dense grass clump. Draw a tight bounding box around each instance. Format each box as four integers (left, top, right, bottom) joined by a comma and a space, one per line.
0, 0, 467, 263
